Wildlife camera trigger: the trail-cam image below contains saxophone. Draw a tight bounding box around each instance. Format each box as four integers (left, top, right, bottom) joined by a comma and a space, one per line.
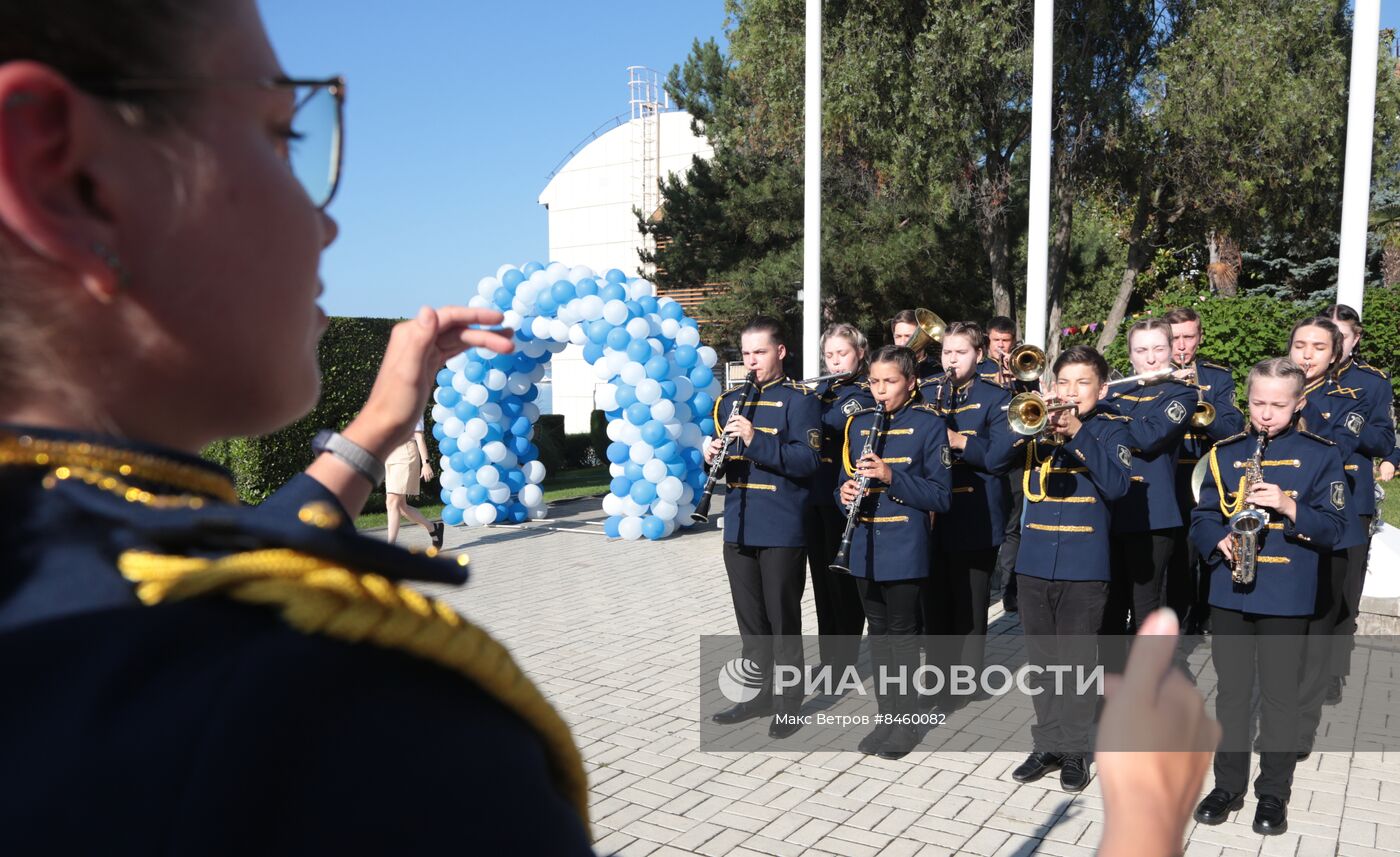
1227, 429, 1270, 585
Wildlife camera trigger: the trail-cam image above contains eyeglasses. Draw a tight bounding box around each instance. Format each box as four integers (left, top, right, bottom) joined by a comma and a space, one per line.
77, 76, 346, 210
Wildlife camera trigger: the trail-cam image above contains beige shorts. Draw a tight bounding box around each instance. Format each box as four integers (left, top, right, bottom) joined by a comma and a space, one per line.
384, 440, 422, 496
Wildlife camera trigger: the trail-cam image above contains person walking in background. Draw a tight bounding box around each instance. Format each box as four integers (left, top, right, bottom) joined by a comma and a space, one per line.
385, 416, 444, 548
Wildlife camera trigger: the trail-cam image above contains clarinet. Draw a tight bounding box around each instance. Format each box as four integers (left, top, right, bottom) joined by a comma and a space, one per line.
691, 371, 756, 523
829, 401, 887, 574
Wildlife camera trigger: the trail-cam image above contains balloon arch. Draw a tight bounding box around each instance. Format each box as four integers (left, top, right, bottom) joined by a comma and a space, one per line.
430, 262, 722, 541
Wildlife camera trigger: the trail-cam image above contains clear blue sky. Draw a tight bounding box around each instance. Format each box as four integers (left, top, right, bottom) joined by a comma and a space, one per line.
258, 0, 728, 318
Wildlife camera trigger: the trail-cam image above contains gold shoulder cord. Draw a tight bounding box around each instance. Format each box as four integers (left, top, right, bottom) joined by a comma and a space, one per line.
0, 433, 238, 507
1022, 442, 1053, 503
118, 549, 592, 837
1208, 446, 1247, 518
842, 413, 858, 476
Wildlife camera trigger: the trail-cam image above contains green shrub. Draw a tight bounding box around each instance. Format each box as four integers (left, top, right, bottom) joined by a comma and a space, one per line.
589, 409, 610, 463
534, 414, 567, 474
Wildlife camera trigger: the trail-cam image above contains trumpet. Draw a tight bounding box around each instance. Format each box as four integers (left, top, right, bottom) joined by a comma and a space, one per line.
1174, 361, 1216, 428
691, 372, 756, 523
1005, 344, 1046, 383
1005, 392, 1078, 437
830, 401, 887, 575
904, 308, 947, 355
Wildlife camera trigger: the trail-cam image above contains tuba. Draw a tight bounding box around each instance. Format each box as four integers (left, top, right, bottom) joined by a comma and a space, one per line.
1227, 429, 1270, 585
904, 308, 947, 356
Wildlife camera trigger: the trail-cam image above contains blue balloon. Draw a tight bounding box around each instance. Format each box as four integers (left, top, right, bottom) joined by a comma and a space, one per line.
431, 423, 446, 441
467, 484, 489, 505
501, 400, 523, 418
616, 385, 638, 409
684, 448, 705, 469
626, 402, 652, 426
509, 503, 528, 524
502, 268, 526, 288
442, 505, 464, 526
464, 448, 486, 469
459, 467, 478, 485
699, 418, 715, 437
440, 488, 454, 506
641, 421, 667, 446
438, 388, 461, 408
605, 268, 627, 284
464, 362, 486, 383
690, 366, 715, 388
505, 470, 526, 492
513, 353, 536, 373
645, 355, 669, 380
582, 342, 605, 364
586, 319, 610, 345
659, 380, 677, 400
600, 283, 627, 302
436, 368, 455, 387
493, 287, 513, 307
626, 339, 651, 364
640, 296, 659, 314
654, 441, 679, 462
667, 460, 688, 478
606, 442, 630, 464
660, 301, 685, 321
450, 452, 468, 471
510, 436, 532, 458
605, 327, 631, 352
624, 300, 644, 318
630, 481, 658, 505
520, 442, 539, 462
575, 277, 599, 297
536, 291, 557, 314
606, 408, 623, 422
692, 391, 714, 415
604, 515, 622, 538
521, 386, 539, 403
454, 401, 479, 421
610, 476, 632, 496
642, 516, 666, 540
624, 462, 645, 482
438, 435, 458, 455
551, 281, 576, 304
489, 353, 513, 371
484, 424, 505, 442
674, 345, 698, 368
681, 317, 699, 329
510, 416, 532, 437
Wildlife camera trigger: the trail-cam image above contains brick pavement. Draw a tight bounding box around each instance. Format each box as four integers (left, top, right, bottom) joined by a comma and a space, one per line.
380, 498, 1400, 857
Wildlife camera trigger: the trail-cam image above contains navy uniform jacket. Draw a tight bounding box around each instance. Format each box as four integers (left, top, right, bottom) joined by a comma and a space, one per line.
1105, 379, 1196, 532
1333, 358, 1397, 517
1353, 357, 1400, 470
712, 376, 821, 547
1012, 410, 1133, 582
1174, 360, 1245, 518
934, 377, 1017, 552
1191, 426, 1349, 617
915, 354, 942, 381
835, 400, 952, 581
811, 376, 874, 507
0, 425, 593, 855
1300, 377, 1369, 550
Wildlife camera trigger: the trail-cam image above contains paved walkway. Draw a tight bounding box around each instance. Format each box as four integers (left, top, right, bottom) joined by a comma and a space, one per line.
379, 499, 1400, 857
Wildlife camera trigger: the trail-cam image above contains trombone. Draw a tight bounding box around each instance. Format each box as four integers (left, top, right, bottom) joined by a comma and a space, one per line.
1001, 368, 1173, 438
905, 308, 947, 355
1004, 344, 1046, 384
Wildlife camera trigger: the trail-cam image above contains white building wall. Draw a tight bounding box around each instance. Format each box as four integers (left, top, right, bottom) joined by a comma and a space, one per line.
538, 111, 713, 432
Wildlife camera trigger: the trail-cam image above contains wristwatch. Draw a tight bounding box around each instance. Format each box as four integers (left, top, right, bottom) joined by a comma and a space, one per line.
312, 430, 385, 486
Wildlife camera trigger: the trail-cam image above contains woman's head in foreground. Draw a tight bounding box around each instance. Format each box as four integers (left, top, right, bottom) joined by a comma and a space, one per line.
0, 0, 338, 449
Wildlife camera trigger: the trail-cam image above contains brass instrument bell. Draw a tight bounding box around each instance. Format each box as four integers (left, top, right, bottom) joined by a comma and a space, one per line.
1176, 362, 1216, 428
904, 308, 947, 355
1006, 344, 1046, 383
1006, 392, 1076, 437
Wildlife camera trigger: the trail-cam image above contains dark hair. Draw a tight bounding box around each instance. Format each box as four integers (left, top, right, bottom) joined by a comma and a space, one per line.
1053, 345, 1110, 385
1289, 316, 1344, 370
986, 316, 1016, 336
868, 345, 917, 379
741, 316, 786, 348
891, 309, 918, 330
1163, 307, 1200, 326
1325, 304, 1363, 343
942, 321, 985, 354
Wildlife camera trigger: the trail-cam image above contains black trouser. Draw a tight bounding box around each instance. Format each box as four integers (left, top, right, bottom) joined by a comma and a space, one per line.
802, 503, 866, 673
1210, 608, 1307, 800
1165, 523, 1205, 628
994, 477, 1023, 601
1101, 529, 1177, 675
1017, 574, 1108, 754
1332, 520, 1372, 678
857, 577, 925, 716
1298, 548, 1350, 744
724, 543, 807, 707
928, 548, 998, 682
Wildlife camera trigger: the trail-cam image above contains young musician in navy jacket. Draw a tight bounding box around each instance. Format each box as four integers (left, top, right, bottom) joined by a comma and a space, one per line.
836, 346, 952, 760
705, 317, 821, 738
1164, 307, 1245, 633
1190, 358, 1349, 837
1103, 318, 1197, 642
923, 322, 1016, 705
803, 324, 872, 677
891, 309, 940, 380
983, 315, 1037, 616
1008, 346, 1132, 794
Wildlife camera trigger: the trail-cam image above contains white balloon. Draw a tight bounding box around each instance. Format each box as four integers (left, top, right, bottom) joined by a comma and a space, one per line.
451, 372, 471, 394
464, 418, 488, 440
476, 465, 500, 487
593, 358, 615, 381
528, 364, 546, 383
467, 295, 491, 310
477, 276, 500, 299
487, 484, 509, 504
601, 493, 625, 516
677, 503, 696, 524
630, 280, 654, 299
674, 402, 693, 423
530, 317, 551, 339
662, 518, 678, 537
623, 498, 649, 518
568, 324, 589, 346
473, 347, 496, 359
606, 420, 627, 442
474, 503, 499, 525
450, 487, 470, 508
521, 339, 548, 359
569, 264, 595, 282
620, 422, 642, 445
595, 384, 619, 411
484, 369, 507, 391
642, 458, 667, 484
446, 353, 468, 372
681, 485, 695, 505
440, 469, 462, 490
507, 373, 532, 395
651, 399, 676, 422
660, 318, 681, 340
618, 516, 643, 541
530, 507, 547, 520
502, 309, 523, 331
675, 326, 701, 348
523, 460, 546, 484
528, 270, 551, 288
431, 402, 449, 421
680, 423, 703, 448
652, 500, 678, 521
628, 442, 654, 465
477, 403, 502, 423
495, 264, 516, 280
483, 441, 507, 463
516, 282, 539, 304
608, 463, 625, 478
625, 318, 650, 340
635, 378, 662, 405
664, 421, 683, 440
603, 300, 629, 326
698, 346, 718, 368
657, 476, 684, 502
556, 306, 580, 327
580, 295, 605, 321
522, 402, 541, 422
549, 320, 570, 342
442, 417, 464, 438
620, 362, 646, 387
519, 484, 543, 507
546, 261, 570, 279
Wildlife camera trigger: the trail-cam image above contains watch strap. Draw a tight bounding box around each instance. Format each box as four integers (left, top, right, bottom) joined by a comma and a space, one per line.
312, 430, 386, 486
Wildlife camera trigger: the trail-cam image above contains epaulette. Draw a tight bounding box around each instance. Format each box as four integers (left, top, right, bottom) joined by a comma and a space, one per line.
1199, 359, 1232, 372
117, 548, 592, 833
912, 402, 941, 414
1298, 428, 1335, 446
1213, 430, 1248, 446
783, 379, 815, 395
1353, 359, 1390, 381
1322, 383, 1359, 399
1096, 412, 1132, 422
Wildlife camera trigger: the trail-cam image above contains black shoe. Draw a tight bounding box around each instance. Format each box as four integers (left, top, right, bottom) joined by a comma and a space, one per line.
1324, 676, 1344, 706
711, 698, 773, 725
1003, 589, 1018, 614
858, 723, 894, 755
768, 711, 804, 739
1252, 795, 1288, 836
1060, 755, 1090, 792
430, 521, 445, 550
1193, 788, 1244, 825
877, 724, 922, 759
1011, 752, 1063, 783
